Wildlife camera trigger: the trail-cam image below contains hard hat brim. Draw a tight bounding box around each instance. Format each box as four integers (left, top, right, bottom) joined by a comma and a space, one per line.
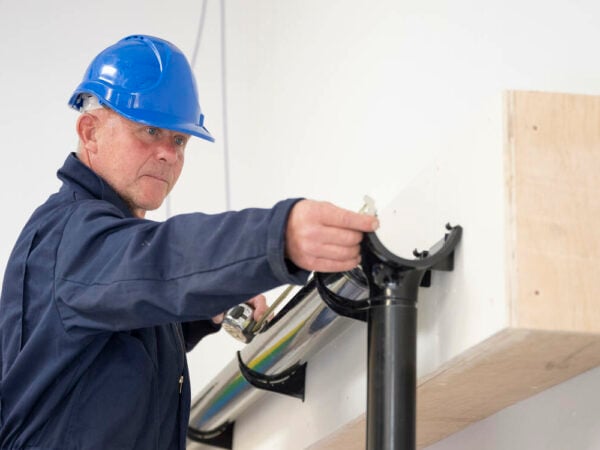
69, 90, 215, 143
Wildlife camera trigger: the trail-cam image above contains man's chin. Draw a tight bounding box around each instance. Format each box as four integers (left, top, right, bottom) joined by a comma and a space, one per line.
128, 197, 166, 219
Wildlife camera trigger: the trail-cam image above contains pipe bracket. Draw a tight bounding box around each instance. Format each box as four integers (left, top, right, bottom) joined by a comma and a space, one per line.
187, 421, 234, 449
316, 224, 462, 321
237, 351, 306, 401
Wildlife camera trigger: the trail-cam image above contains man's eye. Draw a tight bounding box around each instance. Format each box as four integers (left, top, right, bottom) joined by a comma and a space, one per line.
146, 127, 159, 136
174, 136, 186, 146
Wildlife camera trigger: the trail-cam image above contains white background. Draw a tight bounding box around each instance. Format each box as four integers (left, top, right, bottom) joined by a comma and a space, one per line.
1, 1, 600, 449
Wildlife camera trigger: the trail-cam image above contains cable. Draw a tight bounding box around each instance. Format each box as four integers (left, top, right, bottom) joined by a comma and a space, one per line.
190, 0, 209, 69
220, 0, 232, 210
251, 285, 295, 333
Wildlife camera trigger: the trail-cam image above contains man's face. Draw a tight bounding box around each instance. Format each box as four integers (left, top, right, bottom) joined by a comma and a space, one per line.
88, 110, 189, 218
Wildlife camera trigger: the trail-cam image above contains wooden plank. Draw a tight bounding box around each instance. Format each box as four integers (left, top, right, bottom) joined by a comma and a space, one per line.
307, 328, 600, 450
506, 91, 600, 333
416, 328, 600, 447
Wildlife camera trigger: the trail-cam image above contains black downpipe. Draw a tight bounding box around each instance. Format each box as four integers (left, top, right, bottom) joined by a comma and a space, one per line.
367, 278, 420, 450
318, 224, 462, 450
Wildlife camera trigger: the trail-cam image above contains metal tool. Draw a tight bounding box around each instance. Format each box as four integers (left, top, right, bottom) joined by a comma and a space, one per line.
223, 285, 295, 343
222, 303, 256, 343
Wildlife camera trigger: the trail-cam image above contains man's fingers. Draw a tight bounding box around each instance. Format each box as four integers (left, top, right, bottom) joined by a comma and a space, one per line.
285, 199, 379, 272
301, 255, 362, 273
292, 200, 379, 232
319, 202, 379, 232
299, 226, 364, 247
291, 241, 363, 273
212, 313, 225, 324
246, 294, 268, 321
300, 242, 362, 263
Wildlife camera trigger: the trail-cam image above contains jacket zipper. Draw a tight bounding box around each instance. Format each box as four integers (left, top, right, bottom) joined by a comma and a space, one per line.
172, 323, 185, 395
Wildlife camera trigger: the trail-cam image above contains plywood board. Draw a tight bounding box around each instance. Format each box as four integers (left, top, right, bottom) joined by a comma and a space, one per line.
506, 91, 600, 333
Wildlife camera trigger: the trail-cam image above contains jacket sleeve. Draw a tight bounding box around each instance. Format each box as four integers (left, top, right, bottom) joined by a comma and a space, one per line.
54, 198, 309, 333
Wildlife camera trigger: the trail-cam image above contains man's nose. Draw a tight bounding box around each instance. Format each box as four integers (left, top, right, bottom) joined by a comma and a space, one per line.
155, 139, 181, 163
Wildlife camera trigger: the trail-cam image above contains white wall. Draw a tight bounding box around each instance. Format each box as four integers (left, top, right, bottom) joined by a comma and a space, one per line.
2, 1, 600, 450
205, 1, 600, 449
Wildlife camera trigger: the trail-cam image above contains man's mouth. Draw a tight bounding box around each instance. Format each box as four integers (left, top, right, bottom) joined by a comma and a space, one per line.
144, 174, 169, 184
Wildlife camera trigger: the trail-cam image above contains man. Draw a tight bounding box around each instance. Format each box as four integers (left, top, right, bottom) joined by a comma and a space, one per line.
0, 35, 377, 449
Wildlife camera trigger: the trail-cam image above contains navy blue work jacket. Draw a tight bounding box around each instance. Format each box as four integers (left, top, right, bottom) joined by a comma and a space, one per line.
0, 153, 308, 449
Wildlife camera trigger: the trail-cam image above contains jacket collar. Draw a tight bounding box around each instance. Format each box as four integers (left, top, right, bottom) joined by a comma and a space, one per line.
57, 153, 135, 218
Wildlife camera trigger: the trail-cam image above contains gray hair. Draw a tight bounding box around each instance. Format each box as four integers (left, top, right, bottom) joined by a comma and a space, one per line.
76, 94, 106, 154
79, 94, 104, 112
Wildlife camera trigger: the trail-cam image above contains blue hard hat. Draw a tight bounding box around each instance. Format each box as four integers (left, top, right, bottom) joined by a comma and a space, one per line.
68, 34, 214, 142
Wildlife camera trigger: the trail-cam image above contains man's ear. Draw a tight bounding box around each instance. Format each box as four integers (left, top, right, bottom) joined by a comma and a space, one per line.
76, 113, 100, 154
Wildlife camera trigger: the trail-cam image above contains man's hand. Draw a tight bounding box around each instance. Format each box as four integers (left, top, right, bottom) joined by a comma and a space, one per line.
245, 294, 269, 321
286, 199, 379, 273
211, 294, 269, 324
